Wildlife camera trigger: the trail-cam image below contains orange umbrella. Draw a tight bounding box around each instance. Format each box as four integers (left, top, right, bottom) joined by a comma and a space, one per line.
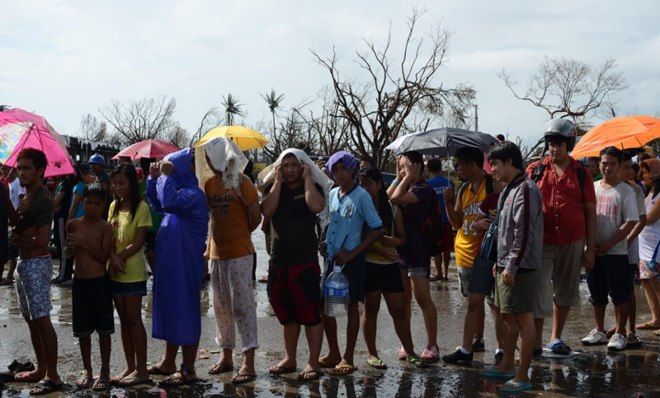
571, 115, 660, 158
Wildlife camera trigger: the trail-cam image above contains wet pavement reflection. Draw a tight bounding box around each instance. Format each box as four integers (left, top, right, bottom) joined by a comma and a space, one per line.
1, 233, 659, 397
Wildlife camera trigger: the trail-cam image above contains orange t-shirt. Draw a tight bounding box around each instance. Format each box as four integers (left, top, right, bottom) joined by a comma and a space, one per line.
205, 174, 258, 260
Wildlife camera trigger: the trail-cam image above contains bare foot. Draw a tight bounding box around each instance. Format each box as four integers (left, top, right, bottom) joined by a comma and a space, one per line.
14, 370, 46, 383
319, 354, 341, 368
269, 358, 297, 374
111, 368, 134, 383
127, 369, 151, 381
148, 360, 177, 375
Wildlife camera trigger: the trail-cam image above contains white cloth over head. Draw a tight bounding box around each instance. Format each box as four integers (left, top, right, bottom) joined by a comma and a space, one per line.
195, 137, 248, 190
258, 148, 334, 198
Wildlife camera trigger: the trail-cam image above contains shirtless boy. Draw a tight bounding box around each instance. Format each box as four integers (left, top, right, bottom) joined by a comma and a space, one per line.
67, 183, 114, 391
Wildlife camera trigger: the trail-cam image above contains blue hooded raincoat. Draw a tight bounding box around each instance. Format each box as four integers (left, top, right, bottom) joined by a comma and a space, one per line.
148, 148, 209, 345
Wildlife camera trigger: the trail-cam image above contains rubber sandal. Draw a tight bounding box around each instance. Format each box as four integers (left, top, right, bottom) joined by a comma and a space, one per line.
480, 366, 515, 379
499, 380, 532, 394
297, 369, 321, 381
331, 364, 357, 375
116, 376, 152, 387
405, 355, 426, 368
208, 362, 234, 375
231, 373, 256, 384
92, 378, 110, 392
366, 358, 387, 370
636, 321, 660, 330
148, 365, 176, 376
547, 340, 572, 356
76, 375, 95, 389
29, 379, 64, 396
159, 371, 196, 387
268, 364, 297, 375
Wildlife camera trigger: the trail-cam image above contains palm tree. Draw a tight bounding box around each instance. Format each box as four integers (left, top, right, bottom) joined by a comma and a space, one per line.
261, 89, 284, 136
221, 93, 244, 125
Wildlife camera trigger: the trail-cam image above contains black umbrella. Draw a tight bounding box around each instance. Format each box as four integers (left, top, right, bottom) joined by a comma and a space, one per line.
386, 127, 498, 156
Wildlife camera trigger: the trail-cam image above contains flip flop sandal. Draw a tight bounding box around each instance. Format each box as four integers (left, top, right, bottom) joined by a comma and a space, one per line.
405, 355, 426, 368
76, 375, 95, 389
297, 369, 321, 381
147, 366, 176, 376
116, 376, 152, 387
208, 362, 234, 375
29, 379, 64, 396
268, 365, 297, 375
499, 380, 532, 394
331, 364, 358, 375
92, 379, 111, 392
366, 358, 387, 370
231, 373, 256, 384
637, 321, 660, 330
159, 372, 197, 387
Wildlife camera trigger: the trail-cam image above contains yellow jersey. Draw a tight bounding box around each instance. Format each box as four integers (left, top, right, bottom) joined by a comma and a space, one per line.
454, 179, 487, 268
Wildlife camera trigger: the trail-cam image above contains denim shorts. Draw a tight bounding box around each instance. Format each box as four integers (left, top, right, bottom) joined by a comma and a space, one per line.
111, 280, 147, 297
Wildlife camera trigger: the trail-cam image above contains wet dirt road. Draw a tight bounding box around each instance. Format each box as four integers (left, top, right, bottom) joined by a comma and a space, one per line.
1, 233, 659, 397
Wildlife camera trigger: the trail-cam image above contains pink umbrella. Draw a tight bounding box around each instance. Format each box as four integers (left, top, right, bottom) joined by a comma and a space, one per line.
0, 108, 75, 177
112, 139, 179, 160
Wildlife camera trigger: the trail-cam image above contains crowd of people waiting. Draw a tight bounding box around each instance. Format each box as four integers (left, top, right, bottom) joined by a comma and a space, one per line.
1, 118, 659, 395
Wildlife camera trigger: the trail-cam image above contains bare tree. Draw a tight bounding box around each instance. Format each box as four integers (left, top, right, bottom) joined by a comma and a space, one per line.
311, 9, 475, 168
167, 123, 190, 148
190, 107, 222, 146
221, 93, 244, 125
261, 108, 313, 161
499, 57, 627, 127
77, 113, 107, 142
99, 96, 178, 145
297, 89, 351, 155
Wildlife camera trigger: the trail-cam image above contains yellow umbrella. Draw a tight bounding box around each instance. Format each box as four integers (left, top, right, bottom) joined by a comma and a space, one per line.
194, 125, 269, 151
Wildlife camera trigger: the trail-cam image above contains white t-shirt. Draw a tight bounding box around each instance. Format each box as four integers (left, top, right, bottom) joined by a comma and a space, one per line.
8, 178, 24, 211
627, 182, 647, 264
594, 180, 639, 256
639, 191, 660, 263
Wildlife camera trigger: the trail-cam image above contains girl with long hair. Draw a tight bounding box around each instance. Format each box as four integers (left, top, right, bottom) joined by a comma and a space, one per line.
108, 163, 153, 386
360, 167, 420, 368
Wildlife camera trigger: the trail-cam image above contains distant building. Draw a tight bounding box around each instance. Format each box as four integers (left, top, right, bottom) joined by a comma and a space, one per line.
61, 135, 121, 165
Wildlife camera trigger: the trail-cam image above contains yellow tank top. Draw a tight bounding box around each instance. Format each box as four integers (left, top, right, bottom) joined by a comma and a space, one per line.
454, 179, 487, 268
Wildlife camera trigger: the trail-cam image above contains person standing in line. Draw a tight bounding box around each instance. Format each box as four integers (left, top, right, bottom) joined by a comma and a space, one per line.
66, 184, 114, 391
319, 151, 383, 375
9, 149, 63, 395
261, 149, 328, 381
107, 164, 153, 386
444, 147, 501, 353
635, 159, 660, 335
482, 142, 543, 395
0, 165, 25, 284
204, 138, 262, 384
388, 151, 439, 362
525, 119, 597, 356
88, 153, 111, 218
581, 147, 638, 351
146, 149, 209, 386
425, 158, 453, 282
613, 154, 646, 348
360, 166, 421, 367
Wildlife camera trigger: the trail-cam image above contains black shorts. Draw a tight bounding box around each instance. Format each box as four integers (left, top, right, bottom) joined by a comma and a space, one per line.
467, 255, 495, 296
267, 262, 321, 326
144, 231, 157, 252
364, 262, 404, 294
111, 280, 147, 297
587, 255, 631, 306
322, 255, 366, 303
72, 275, 115, 338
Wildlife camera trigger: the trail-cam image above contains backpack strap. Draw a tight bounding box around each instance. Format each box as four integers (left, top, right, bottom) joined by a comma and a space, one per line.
530, 161, 546, 184
575, 161, 586, 197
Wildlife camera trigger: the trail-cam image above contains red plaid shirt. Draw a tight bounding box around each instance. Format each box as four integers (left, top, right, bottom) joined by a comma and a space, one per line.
526, 156, 596, 245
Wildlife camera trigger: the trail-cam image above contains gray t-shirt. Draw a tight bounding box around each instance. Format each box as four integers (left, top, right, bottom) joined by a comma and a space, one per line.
627, 183, 646, 264
594, 181, 639, 256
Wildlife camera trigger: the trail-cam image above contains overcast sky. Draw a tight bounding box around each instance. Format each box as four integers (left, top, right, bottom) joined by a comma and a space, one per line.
1, 0, 658, 145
